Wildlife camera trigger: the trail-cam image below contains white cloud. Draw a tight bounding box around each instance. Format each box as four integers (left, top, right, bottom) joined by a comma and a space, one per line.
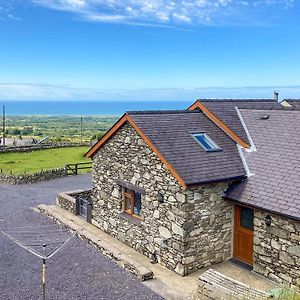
0, 1, 21, 21
1, 82, 300, 101
0, 0, 294, 25
27, 0, 294, 26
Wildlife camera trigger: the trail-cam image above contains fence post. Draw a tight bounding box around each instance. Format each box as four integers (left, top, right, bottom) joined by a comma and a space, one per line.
75, 164, 78, 175
64, 165, 67, 176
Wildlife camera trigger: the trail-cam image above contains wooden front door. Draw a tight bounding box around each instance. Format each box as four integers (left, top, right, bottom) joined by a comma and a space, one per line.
233, 205, 254, 266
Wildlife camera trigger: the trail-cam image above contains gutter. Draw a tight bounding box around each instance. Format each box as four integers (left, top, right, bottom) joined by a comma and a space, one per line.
236, 144, 254, 177
235, 106, 256, 152
235, 106, 256, 177
186, 174, 246, 188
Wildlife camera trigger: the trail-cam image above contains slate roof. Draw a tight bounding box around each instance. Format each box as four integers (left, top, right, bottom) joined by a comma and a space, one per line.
192, 99, 285, 144
225, 109, 300, 220
128, 110, 246, 186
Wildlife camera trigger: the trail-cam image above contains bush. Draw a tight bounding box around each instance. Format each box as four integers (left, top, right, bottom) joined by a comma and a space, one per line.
21, 126, 34, 135
11, 128, 21, 135
91, 132, 103, 141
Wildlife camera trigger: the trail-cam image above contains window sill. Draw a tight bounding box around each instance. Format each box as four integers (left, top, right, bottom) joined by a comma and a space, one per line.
119, 213, 142, 226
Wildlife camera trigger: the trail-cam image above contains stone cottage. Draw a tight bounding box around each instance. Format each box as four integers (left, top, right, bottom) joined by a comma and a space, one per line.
83, 99, 300, 287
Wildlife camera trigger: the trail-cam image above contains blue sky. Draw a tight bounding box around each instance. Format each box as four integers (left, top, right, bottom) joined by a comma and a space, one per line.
0, 0, 300, 101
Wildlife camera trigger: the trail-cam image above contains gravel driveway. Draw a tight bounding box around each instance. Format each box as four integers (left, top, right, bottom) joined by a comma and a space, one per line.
0, 174, 162, 300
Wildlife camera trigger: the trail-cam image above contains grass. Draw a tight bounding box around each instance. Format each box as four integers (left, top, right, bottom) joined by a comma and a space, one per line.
0, 147, 90, 175
5, 115, 117, 142
274, 288, 300, 300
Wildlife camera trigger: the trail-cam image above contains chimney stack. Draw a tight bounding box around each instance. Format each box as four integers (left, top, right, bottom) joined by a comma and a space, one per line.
274, 90, 279, 102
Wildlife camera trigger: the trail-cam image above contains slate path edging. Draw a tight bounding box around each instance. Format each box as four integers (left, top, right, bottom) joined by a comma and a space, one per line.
37, 204, 154, 282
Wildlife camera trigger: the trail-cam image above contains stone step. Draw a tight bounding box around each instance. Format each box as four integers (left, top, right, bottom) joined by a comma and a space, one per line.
198, 269, 270, 300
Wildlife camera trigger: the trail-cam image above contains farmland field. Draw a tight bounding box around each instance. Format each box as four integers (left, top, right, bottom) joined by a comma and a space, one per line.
0, 147, 90, 175
3, 115, 117, 142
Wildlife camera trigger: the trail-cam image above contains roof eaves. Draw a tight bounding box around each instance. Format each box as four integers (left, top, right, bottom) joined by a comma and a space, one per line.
224, 195, 300, 222
186, 174, 246, 188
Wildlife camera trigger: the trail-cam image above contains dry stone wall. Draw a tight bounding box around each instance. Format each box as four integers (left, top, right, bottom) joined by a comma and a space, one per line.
0, 168, 66, 184
91, 122, 232, 275
56, 192, 77, 213
56, 190, 91, 214
0, 142, 90, 153
253, 211, 300, 288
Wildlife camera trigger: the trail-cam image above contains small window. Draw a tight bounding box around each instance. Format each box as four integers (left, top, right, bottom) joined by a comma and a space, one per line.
192, 133, 222, 152
240, 207, 254, 230
123, 188, 142, 219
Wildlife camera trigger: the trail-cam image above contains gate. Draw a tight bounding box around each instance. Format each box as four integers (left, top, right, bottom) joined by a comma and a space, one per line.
65, 162, 92, 175
79, 198, 88, 218
76, 197, 92, 223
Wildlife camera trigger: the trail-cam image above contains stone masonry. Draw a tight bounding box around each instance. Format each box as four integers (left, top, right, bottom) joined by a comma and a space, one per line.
91, 122, 232, 276
184, 185, 233, 274
254, 211, 300, 288
56, 190, 91, 214
0, 168, 66, 184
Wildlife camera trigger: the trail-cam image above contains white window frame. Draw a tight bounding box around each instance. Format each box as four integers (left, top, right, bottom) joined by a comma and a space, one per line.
192, 132, 222, 152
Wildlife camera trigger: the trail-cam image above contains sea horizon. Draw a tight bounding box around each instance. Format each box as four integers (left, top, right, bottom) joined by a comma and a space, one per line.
0, 100, 192, 116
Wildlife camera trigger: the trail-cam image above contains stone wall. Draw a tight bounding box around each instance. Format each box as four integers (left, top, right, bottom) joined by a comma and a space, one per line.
253, 211, 300, 288
0, 142, 90, 153
56, 189, 91, 214
91, 122, 232, 276
0, 168, 66, 184
184, 184, 233, 274
69, 190, 91, 201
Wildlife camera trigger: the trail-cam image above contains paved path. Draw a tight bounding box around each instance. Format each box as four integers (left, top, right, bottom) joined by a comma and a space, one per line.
0, 174, 162, 300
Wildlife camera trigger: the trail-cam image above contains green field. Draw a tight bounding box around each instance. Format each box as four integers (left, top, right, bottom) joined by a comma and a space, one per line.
4, 115, 117, 142
0, 147, 90, 175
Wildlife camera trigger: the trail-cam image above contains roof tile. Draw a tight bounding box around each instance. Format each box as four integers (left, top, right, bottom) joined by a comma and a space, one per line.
226, 109, 300, 220
129, 110, 246, 186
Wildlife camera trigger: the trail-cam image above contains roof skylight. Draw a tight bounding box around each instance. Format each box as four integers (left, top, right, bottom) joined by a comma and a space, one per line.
192, 133, 222, 152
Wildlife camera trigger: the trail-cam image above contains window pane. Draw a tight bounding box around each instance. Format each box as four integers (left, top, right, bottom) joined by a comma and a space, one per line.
193, 133, 221, 152
124, 195, 131, 211
133, 192, 142, 216
195, 134, 214, 150
124, 189, 132, 213
240, 207, 254, 230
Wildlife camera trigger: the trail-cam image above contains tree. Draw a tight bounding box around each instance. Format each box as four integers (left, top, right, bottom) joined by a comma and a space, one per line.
11, 128, 21, 135
21, 127, 34, 135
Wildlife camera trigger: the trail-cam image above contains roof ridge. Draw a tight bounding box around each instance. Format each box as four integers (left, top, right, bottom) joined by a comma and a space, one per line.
127, 110, 201, 115
197, 99, 276, 102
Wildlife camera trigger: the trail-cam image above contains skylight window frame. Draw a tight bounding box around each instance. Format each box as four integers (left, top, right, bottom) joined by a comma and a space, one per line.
191, 132, 223, 152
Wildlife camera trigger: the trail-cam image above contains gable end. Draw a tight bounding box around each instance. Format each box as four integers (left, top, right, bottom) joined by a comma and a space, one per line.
188, 101, 250, 148
85, 113, 187, 188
